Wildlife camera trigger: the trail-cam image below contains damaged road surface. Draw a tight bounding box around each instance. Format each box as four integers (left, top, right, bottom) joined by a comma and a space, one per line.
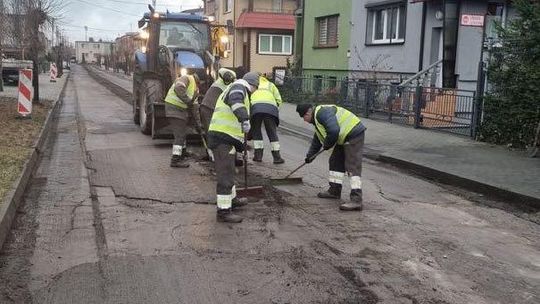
0, 65, 539, 304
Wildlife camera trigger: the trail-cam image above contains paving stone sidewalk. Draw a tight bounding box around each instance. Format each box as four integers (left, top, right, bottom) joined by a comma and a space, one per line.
278, 102, 540, 203
0, 72, 68, 101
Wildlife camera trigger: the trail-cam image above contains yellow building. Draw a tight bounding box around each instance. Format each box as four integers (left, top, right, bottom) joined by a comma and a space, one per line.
204, 0, 299, 75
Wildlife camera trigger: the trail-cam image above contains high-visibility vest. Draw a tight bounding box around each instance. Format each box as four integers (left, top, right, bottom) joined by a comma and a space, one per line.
210, 78, 228, 92
164, 75, 196, 109
250, 77, 279, 108
314, 105, 361, 145
208, 85, 250, 142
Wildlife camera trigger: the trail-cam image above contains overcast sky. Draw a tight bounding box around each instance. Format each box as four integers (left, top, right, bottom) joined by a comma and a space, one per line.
60, 0, 204, 42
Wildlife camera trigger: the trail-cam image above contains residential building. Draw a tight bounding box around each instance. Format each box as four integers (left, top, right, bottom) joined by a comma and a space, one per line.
298, 0, 353, 79
75, 39, 115, 64
115, 32, 145, 74
204, 0, 299, 74
297, 0, 515, 91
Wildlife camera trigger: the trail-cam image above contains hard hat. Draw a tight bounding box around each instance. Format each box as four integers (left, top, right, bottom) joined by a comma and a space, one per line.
242, 71, 260, 88
218, 68, 236, 85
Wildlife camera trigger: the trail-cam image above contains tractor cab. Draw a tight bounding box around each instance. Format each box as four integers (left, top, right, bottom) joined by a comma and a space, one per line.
133, 6, 221, 138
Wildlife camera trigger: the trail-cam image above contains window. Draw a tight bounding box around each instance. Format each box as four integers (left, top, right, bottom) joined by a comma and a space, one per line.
272, 0, 282, 13
316, 15, 339, 47
485, 2, 505, 41
328, 76, 337, 89
259, 34, 292, 55
367, 4, 406, 44
224, 0, 232, 13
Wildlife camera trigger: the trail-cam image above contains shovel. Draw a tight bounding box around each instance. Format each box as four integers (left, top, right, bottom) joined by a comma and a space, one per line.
271, 150, 324, 185
236, 133, 265, 198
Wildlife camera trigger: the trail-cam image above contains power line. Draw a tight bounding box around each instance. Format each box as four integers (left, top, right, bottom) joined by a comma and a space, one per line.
62, 23, 128, 32
71, 0, 143, 17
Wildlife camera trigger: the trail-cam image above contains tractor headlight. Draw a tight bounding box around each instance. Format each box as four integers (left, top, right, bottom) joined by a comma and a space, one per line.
139, 29, 149, 39
180, 68, 188, 76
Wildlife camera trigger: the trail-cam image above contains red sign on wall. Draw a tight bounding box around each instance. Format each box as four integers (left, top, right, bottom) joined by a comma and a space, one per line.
461, 14, 485, 27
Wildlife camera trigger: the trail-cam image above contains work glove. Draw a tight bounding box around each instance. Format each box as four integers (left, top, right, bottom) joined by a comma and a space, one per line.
241, 120, 251, 134
305, 154, 316, 164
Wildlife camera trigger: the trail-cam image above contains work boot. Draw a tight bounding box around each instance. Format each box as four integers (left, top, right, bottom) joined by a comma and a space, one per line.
170, 155, 190, 168
340, 190, 363, 211
317, 183, 342, 199
253, 149, 263, 162
232, 197, 248, 208
271, 151, 285, 164
216, 208, 243, 223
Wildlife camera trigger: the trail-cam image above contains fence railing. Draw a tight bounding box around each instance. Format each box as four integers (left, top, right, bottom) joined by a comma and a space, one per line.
276, 75, 479, 137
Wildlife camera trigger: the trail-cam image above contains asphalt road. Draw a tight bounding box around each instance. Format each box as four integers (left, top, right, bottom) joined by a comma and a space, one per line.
0, 65, 538, 304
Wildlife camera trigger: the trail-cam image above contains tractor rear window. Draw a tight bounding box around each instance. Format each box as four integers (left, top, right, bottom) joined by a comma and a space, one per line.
159, 21, 209, 51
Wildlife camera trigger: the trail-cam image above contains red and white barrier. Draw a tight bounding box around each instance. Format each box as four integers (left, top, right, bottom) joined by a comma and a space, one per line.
50, 62, 57, 82
17, 69, 33, 117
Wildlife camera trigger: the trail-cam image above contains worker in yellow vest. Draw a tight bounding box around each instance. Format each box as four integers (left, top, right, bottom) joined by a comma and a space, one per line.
200, 68, 236, 161
250, 75, 284, 164
164, 71, 201, 168
296, 104, 366, 211
207, 72, 260, 223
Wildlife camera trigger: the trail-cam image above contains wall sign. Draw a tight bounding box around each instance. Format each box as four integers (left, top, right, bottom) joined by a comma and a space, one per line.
461, 14, 485, 27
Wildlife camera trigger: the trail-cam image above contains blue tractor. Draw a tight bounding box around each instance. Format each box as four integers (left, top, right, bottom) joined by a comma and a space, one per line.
133, 6, 220, 138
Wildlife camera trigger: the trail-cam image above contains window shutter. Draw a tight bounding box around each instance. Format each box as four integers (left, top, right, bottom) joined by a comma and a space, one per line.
318, 18, 328, 46
327, 15, 338, 45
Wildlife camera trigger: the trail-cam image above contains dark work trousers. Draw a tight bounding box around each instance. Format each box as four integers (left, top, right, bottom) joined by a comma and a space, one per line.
212, 143, 236, 200
199, 105, 214, 133
165, 104, 190, 146
168, 117, 189, 146
329, 132, 365, 179
251, 113, 279, 148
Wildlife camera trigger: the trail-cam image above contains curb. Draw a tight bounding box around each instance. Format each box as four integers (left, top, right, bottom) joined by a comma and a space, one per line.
0, 73, 70, 250
278, 124, 540, 210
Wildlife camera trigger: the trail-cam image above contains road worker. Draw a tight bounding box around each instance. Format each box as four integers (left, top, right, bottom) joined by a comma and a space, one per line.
207, 72, 260, 223
296, 103, 366, 211
200, 68, 236, 161
249, 75, 284, 164
164, 71, 202, 168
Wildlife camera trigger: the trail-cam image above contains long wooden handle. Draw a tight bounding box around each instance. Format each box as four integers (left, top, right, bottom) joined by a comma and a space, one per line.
283, 150, 324, 179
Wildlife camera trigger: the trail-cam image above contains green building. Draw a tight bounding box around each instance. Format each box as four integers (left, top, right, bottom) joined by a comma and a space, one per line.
297, 0, 352, 79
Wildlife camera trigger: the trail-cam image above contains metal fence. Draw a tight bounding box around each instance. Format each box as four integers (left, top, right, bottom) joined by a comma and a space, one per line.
277, 75, 479, 137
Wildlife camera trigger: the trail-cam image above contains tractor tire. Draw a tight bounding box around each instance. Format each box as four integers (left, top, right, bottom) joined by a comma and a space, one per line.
133, 80, 140, 125
139, 79, 162, 135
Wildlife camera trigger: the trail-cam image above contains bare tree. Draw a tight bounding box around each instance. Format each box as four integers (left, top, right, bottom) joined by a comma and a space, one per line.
6, 0, 64, 101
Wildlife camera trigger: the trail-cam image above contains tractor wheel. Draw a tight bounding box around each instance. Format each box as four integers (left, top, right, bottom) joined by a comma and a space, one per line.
133, 80, 140, 125
139, 79, 162, 135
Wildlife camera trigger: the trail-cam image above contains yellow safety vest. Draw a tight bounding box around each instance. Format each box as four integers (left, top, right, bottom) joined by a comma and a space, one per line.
210, 78, 228, 92
164, 75, 196, 109
314, 105, 361, 145
250, 77, 280, 107
208, 85, 250, 142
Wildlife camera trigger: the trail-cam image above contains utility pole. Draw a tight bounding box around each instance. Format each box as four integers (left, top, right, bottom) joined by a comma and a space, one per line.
0, 0, 4, 92
84, 25, 88, 41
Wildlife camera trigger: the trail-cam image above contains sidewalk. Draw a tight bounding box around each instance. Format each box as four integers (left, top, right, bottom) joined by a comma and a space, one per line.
278, 102, 540, 205
0, 72, 69, 101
